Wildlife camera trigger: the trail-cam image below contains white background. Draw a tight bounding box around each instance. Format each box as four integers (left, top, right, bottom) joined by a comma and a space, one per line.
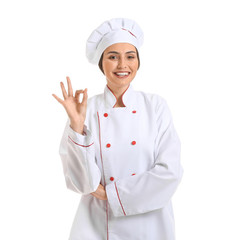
0, 0, 239, 239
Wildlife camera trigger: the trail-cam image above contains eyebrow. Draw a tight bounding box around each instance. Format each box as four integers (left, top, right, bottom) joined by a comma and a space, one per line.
106, 51, 136, 55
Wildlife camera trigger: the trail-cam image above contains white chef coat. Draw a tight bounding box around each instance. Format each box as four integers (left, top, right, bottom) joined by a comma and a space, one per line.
59, 83, 183, 240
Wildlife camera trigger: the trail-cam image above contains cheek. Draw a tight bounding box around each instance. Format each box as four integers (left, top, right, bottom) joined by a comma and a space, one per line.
130, 61, 139, 72
102, 61, 115, 74
102, 63, 108, 75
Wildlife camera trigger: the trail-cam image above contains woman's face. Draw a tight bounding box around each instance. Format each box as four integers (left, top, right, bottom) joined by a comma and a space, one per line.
102, 43, 139, 90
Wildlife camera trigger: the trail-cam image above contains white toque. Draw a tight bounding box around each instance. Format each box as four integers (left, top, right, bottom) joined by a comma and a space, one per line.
86, 18, 144, 64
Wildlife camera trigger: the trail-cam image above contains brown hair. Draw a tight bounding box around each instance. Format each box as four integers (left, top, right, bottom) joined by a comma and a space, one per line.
98, 48, 140, 74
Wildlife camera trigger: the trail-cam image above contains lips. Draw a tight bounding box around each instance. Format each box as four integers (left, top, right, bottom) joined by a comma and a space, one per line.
114, 71, 130, 78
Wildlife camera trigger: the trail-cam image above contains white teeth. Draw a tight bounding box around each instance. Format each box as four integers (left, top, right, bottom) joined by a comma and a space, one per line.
116, 72, 129, 76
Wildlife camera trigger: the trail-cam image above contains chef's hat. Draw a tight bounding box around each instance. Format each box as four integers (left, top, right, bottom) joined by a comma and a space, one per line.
86, 18, 144, 64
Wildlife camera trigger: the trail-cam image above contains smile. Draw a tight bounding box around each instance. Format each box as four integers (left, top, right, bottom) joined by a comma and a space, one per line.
114, 72, 130, 77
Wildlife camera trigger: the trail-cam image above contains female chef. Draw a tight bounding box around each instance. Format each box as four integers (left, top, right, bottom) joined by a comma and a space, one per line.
52, 18, 183, 240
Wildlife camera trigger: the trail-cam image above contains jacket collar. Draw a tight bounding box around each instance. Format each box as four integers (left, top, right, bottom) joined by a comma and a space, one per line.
103, 83, 135, 108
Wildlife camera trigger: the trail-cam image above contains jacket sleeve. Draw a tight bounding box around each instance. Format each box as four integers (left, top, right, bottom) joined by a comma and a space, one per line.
59, 118, 101, 195
105, 98, 183, 217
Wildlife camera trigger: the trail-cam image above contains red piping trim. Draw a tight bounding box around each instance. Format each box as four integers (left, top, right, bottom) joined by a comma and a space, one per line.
107, 84, 130, 108
68, 136, 94, 147
97, 111, 106, 186
97, 112, 108, 239
114, 182, 126, 216
106, 200, 108, 240
122, 28, 136, 38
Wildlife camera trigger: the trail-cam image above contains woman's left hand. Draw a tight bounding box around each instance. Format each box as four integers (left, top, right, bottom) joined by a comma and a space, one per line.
91, 184, 108, 200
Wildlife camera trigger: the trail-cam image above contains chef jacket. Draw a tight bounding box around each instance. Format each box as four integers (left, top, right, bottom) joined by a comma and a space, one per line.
59, 83, 183, 240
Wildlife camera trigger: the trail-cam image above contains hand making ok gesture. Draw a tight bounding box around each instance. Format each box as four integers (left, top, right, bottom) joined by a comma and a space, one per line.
52, 76, 88, 134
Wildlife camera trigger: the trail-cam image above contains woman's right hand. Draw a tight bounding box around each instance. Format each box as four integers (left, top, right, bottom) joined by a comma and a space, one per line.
52, 76, 88, 134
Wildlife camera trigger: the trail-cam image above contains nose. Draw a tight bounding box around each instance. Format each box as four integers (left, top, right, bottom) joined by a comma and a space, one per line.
117, 57, 126, 69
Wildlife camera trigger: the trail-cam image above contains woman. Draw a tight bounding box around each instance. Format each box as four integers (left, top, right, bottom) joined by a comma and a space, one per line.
52, 18, 183, 240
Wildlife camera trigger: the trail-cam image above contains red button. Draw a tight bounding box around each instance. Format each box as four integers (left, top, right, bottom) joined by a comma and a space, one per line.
132, 110, 137, 113
131, 141, 136, 145
131, 173, 136, 176
106, 143, 111, 148
110, 177, 114, 181
104, 113, 108, 117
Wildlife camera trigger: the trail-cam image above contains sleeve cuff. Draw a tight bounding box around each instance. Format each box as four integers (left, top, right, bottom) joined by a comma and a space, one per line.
67, 124, 94, 148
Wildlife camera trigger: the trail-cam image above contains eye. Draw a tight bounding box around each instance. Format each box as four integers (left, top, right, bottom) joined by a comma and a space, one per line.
109, 55, 118, 60
127, 55, 136, 59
